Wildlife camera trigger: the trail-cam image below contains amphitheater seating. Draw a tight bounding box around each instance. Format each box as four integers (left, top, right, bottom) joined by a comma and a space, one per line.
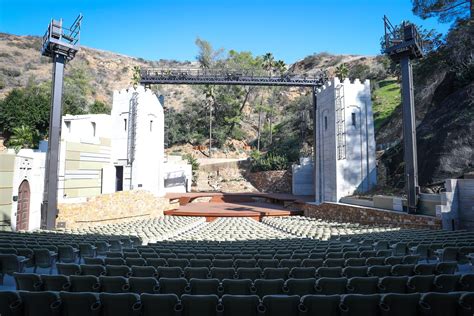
1, 215, 474, 315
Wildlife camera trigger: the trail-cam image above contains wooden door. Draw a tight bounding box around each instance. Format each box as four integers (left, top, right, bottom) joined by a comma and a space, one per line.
16, 180, 30, 231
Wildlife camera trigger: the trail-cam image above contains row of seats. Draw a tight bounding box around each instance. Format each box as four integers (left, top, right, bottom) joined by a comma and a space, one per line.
55, 262, 459, 279
87, 255, 451, 268
2, 290, 473, 316
14, 273, 474, 296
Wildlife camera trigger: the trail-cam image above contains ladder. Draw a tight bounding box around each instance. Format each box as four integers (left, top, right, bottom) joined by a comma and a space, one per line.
335, 85, 346, 160
127, 92, 138, 165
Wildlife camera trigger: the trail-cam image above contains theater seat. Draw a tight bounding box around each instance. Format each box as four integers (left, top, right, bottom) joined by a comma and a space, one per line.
180, 294, 220, 316
260, 295, 300, 316
379, 293, 420, 316
346, 277, 379, 294
13, 273, 42, 291
99, 293, 141, 316
221, 294, 260, 316
254, 279, 285, 297
0, 291, 22, 316
315, 277, 348, 295
299, 294, 340, 316
69, 275, 100, 292
340, 294, 380, 316
42, 274, 70, 291
188, 278, 221, 295
128, 277, 159, 294
378, 276, 408, 293
59, 292, 101, 316
419, 292, 462, 316
158, 277, 189, 296
19, 291, 61, 316
222, 279, 253, 295
284, 278, 317, 296
141, 293, 179, 316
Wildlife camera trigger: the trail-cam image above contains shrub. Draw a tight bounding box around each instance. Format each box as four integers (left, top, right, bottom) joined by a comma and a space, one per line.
251, 152, 289, 172
183, 154, 200, 185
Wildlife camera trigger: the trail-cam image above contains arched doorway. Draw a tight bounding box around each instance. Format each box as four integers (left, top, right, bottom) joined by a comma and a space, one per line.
16, 180, 30, 231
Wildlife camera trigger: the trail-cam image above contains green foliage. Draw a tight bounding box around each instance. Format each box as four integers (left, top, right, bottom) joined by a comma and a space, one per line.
0, 82, 50, 140
195, 38, 223, 68
182, 153, 200, 185
63, 64, 92, 115
372, 79, 401, 131
130, 66, 141, 88
335, 63, 349, 80
411, 0, 470, 23
89, 100, 110, 114
251, 152, 289, 172
7, 125, 38, 152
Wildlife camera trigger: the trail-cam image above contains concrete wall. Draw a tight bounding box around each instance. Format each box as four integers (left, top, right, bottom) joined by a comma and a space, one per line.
0, 153, 15, 230
163, 156, 192, 193
315, 78, 376, 204
458, 180, 474, 230
436, 179, 474, 231
292, 157, 314, 195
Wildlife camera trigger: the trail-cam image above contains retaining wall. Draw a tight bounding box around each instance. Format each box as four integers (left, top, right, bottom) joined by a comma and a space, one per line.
57, 190, 170, 229
301, 202, 441, 230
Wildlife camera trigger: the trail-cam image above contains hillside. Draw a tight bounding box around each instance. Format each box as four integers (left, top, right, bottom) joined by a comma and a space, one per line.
1, 31, 472, 189
0, 32, 199, 109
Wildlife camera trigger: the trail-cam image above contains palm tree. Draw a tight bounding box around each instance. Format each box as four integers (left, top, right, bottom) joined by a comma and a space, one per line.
274, 60, 287, 75
262, 53, 275, 75
8, 125, 37, 153
335, 63, 349, 81
203, 85, 215, 157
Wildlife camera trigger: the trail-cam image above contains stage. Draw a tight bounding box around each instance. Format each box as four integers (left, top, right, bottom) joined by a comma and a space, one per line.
164, 193, 312, 221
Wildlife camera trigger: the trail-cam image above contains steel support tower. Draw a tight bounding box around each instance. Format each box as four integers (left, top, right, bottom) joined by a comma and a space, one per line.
40, 14, 82, 229
383, 16, 424, 213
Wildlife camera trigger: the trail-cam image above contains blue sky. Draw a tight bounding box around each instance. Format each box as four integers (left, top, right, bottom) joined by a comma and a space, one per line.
0, 0, 451, 63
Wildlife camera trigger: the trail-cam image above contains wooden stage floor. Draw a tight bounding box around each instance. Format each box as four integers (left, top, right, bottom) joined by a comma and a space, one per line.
164, 192, 312, 221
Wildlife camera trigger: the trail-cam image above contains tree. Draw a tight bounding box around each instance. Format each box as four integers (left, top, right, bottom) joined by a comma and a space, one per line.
274, 60, 287, 75
7, 125, 38, 153
89, 100, 110, 114
262, 53, 275, 74
0, 82, 50, 140
412, 0, 470, 23
130, 66, 141, 88
335, 63, 349, 80
195, 37, 223, 69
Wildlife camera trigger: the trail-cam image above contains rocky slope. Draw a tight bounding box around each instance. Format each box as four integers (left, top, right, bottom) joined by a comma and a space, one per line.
0, 32, 199, 109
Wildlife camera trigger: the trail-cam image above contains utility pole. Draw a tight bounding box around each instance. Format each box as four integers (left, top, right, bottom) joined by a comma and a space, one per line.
40, 15, 82, 229
383, 16, 424, 214
209, 102, 212, 158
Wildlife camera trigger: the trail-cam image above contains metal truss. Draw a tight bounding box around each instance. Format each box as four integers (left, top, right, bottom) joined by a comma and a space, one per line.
140, 68, 328, 87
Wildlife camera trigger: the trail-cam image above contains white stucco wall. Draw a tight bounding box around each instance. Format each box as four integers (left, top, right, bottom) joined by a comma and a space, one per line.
111, 86, 165, 196
315, 78, 377, 203
11, 150, 45, 231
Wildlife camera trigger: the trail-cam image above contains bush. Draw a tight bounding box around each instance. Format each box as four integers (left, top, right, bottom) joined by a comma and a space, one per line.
183, 154, 200, 185
251, 152, 289, 172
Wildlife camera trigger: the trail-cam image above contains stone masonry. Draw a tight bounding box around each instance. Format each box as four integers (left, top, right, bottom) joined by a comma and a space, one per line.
301, 202, 441, 230
57, 190, 171, 229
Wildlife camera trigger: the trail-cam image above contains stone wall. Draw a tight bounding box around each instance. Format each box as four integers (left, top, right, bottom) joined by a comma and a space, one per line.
301, 202, 441, 230
57, 190, 171, 229
246, 170, 292, 193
